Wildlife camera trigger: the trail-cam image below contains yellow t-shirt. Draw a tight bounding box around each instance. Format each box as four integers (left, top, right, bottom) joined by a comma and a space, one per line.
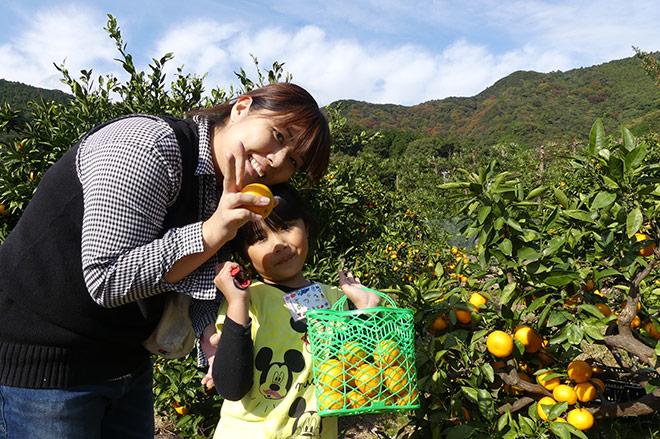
213, 281, 344, 439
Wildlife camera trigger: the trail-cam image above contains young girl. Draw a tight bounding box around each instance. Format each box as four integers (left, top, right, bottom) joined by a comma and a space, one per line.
210, 184, 379, 438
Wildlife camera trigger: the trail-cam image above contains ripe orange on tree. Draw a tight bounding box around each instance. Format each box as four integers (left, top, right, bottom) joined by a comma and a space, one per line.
567, 360, 592, 383
552, 384, 577, 405
566, 407, 594, 430
595, 303, 612, 317
430, 314, 449, 334
631, 315, 641, 330
644, 320, 660, 340
486, 330, 514, 358
469, 292, 487, 309
583, 279, 596, 292
172, 402, 189, 416
574, 382, 597, 402
454, 309, 471, 324
536, 371, 561, 390
536, 396, 557, 421
634, 233, 656, 257
514, 326, 542, 353
0, 203, 6, 215
373, 339, 401, 367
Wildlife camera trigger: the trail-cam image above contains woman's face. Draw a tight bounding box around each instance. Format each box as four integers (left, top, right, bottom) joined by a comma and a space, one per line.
214, 98, 304, 186
246, 218, 309, 287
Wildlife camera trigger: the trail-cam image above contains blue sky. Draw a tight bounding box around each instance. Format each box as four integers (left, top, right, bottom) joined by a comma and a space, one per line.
0, 0, 658, 106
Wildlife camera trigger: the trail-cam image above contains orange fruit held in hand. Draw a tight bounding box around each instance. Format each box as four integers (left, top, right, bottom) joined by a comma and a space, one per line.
566, 408, 594, 430
574, 382, 597, 402
240, 183, 275, 218
486, 330, 514, 358
567, 360, 592, 383
373, 339, 401, 367
536, 372, 561, 390
514, 326, 543, 353
383, 365, 408, 394
537, 396, 557, 421
353, 363, 381, 397
552, 384, 577, 405
318, 359, 345, 390
318, 390, 345, 411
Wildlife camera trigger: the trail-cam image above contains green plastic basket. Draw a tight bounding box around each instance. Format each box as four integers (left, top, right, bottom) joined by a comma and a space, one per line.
307, 288, 420, 417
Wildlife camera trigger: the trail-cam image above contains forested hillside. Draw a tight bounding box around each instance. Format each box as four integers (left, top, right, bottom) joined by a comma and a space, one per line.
0, 79, 71, 109
334, 56, 659, 149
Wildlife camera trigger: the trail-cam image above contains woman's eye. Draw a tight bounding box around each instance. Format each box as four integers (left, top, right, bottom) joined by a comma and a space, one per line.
273, 129, 285, 143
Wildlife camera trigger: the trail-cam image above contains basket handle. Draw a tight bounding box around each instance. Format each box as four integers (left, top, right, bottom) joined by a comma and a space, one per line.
332, 286, 397, 310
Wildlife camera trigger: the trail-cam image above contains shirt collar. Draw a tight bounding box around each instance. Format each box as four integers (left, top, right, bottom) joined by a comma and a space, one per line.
193, 116, 216, 176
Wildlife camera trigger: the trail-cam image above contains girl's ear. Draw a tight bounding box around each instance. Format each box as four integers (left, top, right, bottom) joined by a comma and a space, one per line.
229, 96, 253, 123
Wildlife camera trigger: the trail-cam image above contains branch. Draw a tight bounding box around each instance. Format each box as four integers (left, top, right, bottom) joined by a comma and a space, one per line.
498, 396, 535, 415
603, 332, 657, 369
589, 389, 660, 418
495, 362, 552, 397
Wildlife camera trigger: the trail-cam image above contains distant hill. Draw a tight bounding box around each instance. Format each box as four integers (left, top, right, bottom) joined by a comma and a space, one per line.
333, 56, 659, 147
0, 79, 71, 109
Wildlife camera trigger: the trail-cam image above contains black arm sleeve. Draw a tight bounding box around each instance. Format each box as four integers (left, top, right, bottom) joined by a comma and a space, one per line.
212, 316, 254, 401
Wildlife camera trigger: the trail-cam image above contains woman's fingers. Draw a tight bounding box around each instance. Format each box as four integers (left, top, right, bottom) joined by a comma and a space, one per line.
222, 152, 237, 194
234, 141, 246, 189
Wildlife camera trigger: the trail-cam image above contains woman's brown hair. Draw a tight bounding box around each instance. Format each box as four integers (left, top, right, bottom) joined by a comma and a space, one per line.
188, 83, 330, 183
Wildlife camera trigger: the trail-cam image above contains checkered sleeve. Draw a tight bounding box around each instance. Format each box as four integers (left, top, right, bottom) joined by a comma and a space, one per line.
77, 116, 211, 307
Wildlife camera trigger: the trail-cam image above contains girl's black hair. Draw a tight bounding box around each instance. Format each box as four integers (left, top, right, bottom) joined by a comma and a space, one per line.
233, 183, 315, 263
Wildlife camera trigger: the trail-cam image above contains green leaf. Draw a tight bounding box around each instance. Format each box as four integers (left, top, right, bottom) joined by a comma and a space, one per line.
497, 412, 509, 431
563, 209, 595, 223
594, 268, 621, 282
583, 323, 605, 341
477, 389, 495, 419
543, 236, 566, 257
554, 188, 569, 208
580, 304, 606, 318
547, 310, 570, 327
526, 185, 547, 200
505, 218, 523, 232
478, 205, 492, 224
500, 282, 518, 306
601, 175, 619, 189
567, 324, 584, 345
622, 127, 635, 151
591, 191, 616, 210
461, 386, 479, 403
544, 272, 579, 287
549, 422, 571, 439
626, 208, 643, 237
624, 143, 647, 171
481, 363, 495, 383
438, 182, 470, 190
589, 119, 605, 154
499, 238, 513, 256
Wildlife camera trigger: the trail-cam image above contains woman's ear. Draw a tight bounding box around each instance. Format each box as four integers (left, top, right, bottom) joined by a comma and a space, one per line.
229, 96, 253, 122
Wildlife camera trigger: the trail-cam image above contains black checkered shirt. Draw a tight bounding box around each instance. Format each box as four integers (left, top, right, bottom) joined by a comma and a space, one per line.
76, 115, 227, 362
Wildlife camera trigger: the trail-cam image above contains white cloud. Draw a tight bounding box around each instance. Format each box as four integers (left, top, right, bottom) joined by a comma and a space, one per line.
0, 5, 115, 89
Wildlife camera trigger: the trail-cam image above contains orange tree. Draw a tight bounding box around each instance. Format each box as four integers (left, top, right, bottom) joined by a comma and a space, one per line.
396, 121, 659, 438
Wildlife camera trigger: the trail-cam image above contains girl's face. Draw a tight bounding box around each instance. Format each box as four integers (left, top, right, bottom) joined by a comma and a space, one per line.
246, 218, 309, 287
214, 97, 304, 186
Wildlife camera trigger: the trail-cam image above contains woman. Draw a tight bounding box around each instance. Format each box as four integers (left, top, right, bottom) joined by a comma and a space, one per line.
0, 83, 330, 438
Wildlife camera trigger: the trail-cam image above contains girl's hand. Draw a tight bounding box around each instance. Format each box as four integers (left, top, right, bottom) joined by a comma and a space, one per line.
338, 270, 380, 309
202, 149, 270, 249
214, 262, 250, 326
214, 262, 250, 305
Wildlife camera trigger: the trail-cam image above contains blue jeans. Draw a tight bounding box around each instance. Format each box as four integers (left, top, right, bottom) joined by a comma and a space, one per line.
0, 365, 153, 439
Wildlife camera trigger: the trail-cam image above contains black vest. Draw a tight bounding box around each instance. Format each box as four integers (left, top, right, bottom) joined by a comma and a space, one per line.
0, 115, 199, 388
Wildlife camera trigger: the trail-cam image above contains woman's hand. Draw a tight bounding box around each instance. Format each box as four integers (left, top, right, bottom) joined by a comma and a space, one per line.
200, 324, 220, 390
338, 270, 380, 309
202, 148, 271, 250
214, 261, 250, 325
